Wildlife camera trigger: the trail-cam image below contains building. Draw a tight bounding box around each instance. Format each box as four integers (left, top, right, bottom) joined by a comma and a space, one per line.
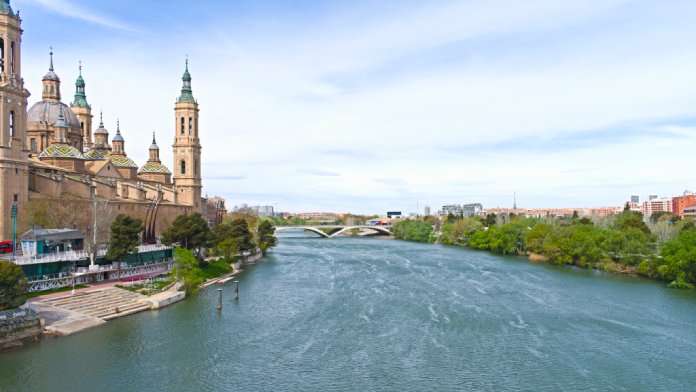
252, 205, 275, 217
630, 195, 640, 203
438, 204, 483, 217
386, 211, 402, 219
423, 205, 431, 216
672, 191, 696, 217
683, 205, 696, 218
641, 198, 672, 220
0, 7, 215, 240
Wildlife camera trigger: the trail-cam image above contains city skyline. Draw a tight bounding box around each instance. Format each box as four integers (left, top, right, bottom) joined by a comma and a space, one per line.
17, 0, 696, 214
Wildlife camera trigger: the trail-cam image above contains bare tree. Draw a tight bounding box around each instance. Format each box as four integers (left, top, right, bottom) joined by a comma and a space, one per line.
85, 195, 115, 267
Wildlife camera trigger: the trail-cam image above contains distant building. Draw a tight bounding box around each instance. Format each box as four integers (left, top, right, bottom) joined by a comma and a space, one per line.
649, 194, 659, 201
642, 198, 672, 220
386, 211, 402, 219
683, 205, 696, 218
672, 191, 696, 217
631, 195, 640, 203
252, 205, 275, 217
439, 204, 483, 217
424, 205, 431, 216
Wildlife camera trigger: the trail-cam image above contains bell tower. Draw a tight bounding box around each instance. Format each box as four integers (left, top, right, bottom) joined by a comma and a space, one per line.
172, 59, 202, 211
71, 62, 93, 150
0, 0, 30, 239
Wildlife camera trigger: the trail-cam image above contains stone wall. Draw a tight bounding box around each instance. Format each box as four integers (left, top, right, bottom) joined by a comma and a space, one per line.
0, 307, 43, 350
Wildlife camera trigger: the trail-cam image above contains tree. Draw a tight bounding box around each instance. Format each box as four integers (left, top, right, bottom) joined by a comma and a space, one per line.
656, 228, 696, 287
257, 220, 278, 254
0, 260, 28, 310
170, 247, 205, 294
161, 213, 212, 258
106, 214, 143, 270
614, 210, 650, 234
212, 218, 255, 259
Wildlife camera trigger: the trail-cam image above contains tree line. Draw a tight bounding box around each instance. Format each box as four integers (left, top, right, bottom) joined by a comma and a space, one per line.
393, 208, 696, 288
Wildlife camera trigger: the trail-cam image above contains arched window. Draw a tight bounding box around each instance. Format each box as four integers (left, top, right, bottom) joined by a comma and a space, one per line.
10, 41, 15, 74
194, 159, 198, 175
188, 117, 192, 134
10, 110, 14, 138
180, 160, 186, 175
80, 122, 85, 136
50, 86, 54, 94
180, 117, 185, 135
0, 38, 4, 73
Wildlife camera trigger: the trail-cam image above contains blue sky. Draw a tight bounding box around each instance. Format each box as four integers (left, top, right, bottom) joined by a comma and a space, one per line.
15, 0, 696, 214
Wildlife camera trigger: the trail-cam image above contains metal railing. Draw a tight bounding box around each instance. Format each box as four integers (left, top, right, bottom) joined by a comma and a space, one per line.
6, 244, 171, 266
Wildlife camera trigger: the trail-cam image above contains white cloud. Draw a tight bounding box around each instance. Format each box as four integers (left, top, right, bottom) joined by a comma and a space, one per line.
24, 0, 134, 31
18, 0, 696, 213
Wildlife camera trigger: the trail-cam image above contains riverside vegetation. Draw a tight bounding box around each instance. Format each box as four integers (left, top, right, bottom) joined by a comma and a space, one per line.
393, 207, 696, 289
162, 212, 278, 294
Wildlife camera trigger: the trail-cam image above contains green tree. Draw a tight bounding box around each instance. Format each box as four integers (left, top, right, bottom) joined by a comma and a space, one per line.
614, 210, 650, 234
161, 213, 212, 258
257, 220, 278, 254
106, 214, 143, 262
0, 260, 28, 310
171, 247, 205, 294
393, 220, 433, 243
656, 228, 696, 287
212, 218, 255, 259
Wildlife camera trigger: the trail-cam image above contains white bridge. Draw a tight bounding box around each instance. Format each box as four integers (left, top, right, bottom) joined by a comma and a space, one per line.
274, 225, 392, 238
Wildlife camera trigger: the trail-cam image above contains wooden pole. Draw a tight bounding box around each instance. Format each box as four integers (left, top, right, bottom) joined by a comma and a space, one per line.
217, 288, 222, 310
234, 280, 239, 300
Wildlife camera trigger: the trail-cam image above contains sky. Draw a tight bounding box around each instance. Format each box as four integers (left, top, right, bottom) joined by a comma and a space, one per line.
14, 0, 696, 214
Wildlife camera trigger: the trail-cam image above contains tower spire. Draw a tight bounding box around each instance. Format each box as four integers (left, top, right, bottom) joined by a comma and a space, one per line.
177, 57, 194, 103
49, 47, 54, 71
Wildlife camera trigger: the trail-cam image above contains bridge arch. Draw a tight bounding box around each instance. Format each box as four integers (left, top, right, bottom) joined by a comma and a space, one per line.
274, 226, 331, 238
274, 225, 392, 239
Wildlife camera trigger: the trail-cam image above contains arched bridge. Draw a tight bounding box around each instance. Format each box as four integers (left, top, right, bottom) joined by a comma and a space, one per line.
274, 225, 393, 238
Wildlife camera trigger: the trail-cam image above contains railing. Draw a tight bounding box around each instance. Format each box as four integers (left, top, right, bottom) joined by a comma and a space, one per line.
6, 244, 171, 266
26, 259, 175, 293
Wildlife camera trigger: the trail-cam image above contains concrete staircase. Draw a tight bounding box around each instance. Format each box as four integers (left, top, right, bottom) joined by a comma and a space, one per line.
41, 288, 151, 321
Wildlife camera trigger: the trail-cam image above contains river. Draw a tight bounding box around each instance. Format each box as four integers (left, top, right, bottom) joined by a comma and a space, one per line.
1, 234, 695, 391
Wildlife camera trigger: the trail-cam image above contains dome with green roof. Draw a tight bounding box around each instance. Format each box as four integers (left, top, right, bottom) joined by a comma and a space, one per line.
109, 156, 138, 168
38, 144, 85, 160
138, 161, 171, 174
83, 148, 111, 160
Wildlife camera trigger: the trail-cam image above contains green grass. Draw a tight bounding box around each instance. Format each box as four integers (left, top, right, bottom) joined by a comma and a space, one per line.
201, 259, 233, 280
27, 285, 89, 298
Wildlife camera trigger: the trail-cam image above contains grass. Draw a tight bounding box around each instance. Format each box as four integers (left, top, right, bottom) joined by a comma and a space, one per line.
116, 279, 173, 296
201, 259, 233, 280
27, 285, 89, 299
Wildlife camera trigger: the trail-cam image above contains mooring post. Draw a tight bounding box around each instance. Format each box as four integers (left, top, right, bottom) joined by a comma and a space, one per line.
234, 280, 239, 300
217, 288, 222, 310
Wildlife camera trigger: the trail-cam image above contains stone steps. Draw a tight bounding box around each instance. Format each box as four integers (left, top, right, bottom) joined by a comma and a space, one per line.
40, 288, 151, 321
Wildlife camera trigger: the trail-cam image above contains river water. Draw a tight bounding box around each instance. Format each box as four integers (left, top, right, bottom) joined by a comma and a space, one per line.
1, 235, 695, 391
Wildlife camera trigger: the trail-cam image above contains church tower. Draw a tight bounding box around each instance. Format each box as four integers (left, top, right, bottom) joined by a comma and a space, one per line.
70, 62, 92, 150
0, 1, 30, 239
172, 59, 202, 211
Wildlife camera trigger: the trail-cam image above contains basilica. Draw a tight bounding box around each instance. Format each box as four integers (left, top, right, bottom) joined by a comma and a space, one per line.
0, 3, 224, 240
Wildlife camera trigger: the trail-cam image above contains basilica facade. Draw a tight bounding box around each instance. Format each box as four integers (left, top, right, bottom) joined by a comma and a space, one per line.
0, 3, 223, 240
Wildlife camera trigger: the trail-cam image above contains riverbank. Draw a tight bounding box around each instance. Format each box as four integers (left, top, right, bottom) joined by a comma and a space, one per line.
2, 253, 267, 350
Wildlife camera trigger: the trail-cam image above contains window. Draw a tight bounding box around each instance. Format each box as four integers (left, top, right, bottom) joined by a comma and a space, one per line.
180, 160, 186, 175
10, 41, 15, 74
9, 111, 14, 138
194, 159, 198, 175
81, 122, 85, 136
0, 38, 4, 73
188, 117, 192, 134
180, 117, 185, 135
13, 194, 18, 202
30, 138, 36, 153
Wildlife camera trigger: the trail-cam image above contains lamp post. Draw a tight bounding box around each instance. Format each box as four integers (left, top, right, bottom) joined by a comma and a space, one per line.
11, 203, 18, 257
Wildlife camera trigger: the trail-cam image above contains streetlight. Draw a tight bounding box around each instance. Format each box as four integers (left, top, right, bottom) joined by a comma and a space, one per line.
11, 203, 17, 257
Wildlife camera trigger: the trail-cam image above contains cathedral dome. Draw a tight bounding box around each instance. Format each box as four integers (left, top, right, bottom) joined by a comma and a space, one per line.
138, 162, 171, 174
109, 156, 138, 168
27, 101, 81, 129
83, 148, 111, 160
38, 144, 85, 159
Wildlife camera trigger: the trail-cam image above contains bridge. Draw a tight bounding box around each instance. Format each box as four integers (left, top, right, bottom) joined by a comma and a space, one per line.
274, 225, 393, 238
